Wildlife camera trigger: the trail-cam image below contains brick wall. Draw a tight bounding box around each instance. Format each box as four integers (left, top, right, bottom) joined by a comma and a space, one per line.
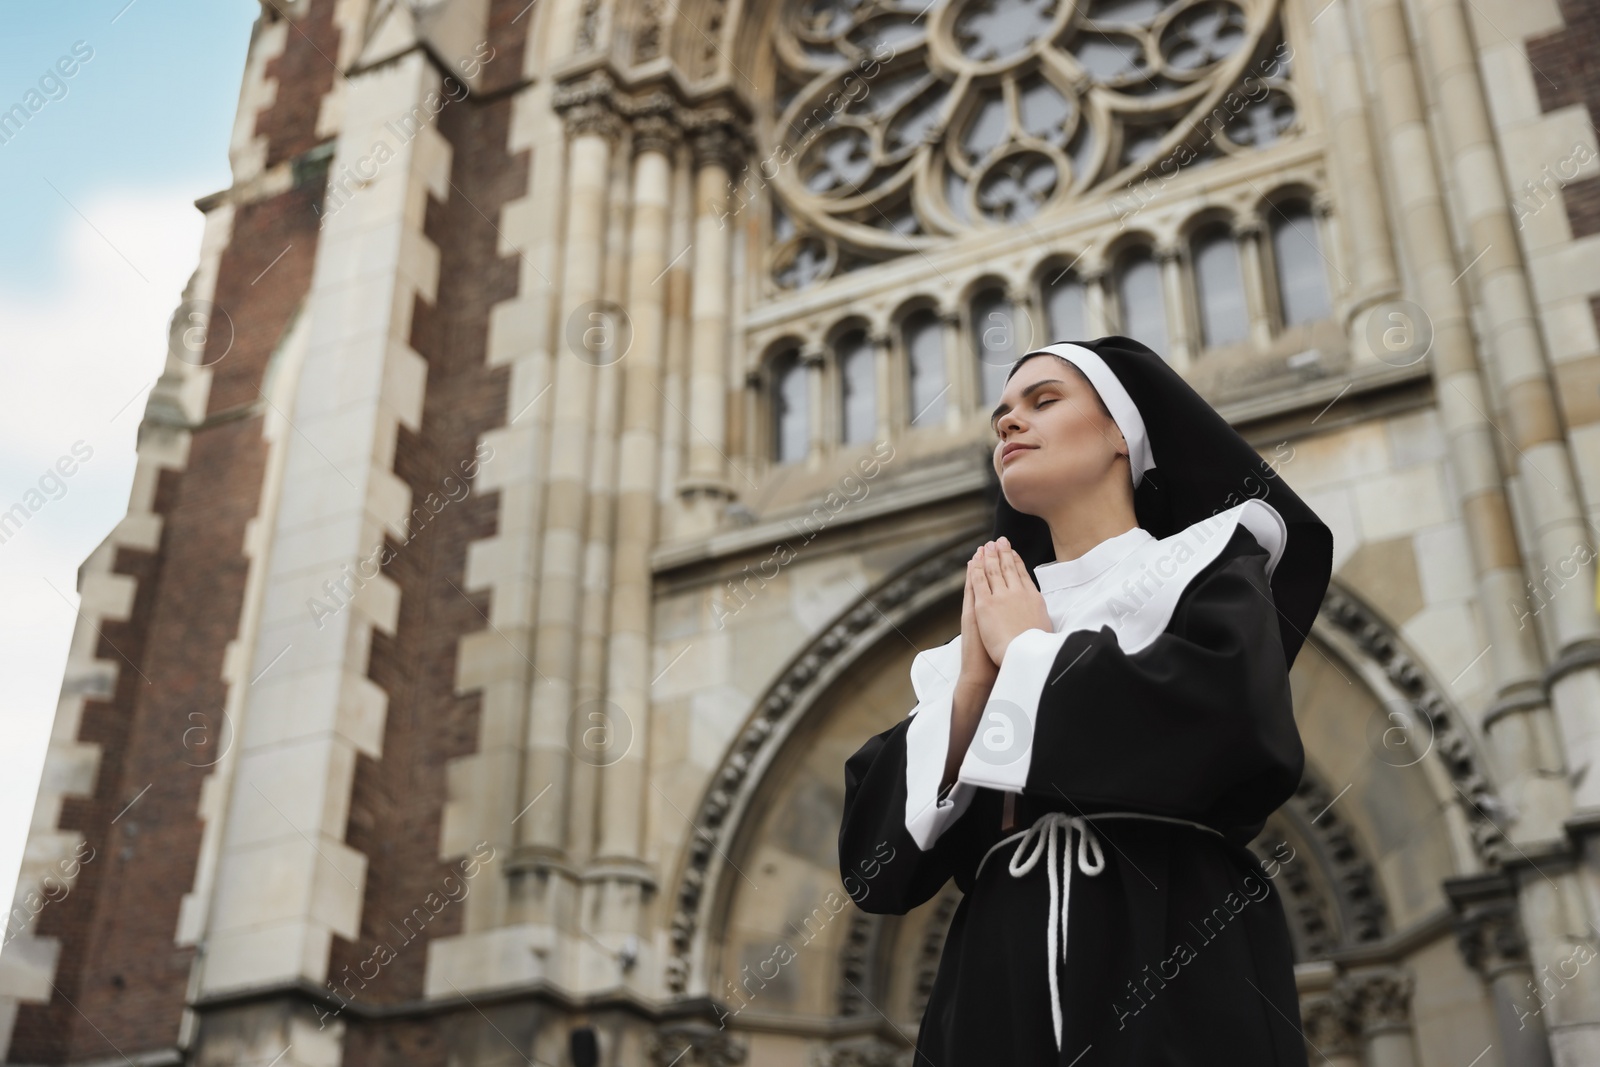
330, 28, 528, 1066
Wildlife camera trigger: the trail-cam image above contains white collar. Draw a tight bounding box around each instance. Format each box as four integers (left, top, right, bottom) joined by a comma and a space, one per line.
1031, 524, 1156, 593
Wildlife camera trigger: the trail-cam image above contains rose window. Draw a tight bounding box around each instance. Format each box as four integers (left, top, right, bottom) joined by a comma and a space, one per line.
767, 0, 1298, 289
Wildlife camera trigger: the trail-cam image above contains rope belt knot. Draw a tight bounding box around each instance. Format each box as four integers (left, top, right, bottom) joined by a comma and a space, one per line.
973, 808, 1226, 1052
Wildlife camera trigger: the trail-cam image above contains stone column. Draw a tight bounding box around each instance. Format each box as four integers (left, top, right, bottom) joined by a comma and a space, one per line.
519, 76, 623, 864
1450, 871, 1557, 1066
1356, 0, 1564, 843
188, 45, 448, 1058
1358, 1, 1599, 1060
802, 341, 826, 471
1156, 239, 1194, 370
1346, 968, 1421, 1067
1309, 0, 1401, 328
584, 104, 681, 992
1082, 263, 1111, 337
870, 326, 893, 445
1410, 0, 1600, 825
675, 119, 745, 534
1234, 216, 1275, 347
939, 305, 967, 430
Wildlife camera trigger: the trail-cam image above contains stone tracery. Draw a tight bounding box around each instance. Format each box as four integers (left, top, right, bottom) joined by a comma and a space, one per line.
768, 0, 1300, 289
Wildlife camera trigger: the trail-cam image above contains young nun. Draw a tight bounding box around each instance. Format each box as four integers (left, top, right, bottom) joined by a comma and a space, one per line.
837, 336, 1333, 1065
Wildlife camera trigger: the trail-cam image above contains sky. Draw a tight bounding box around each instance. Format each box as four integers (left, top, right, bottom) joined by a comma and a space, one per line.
0, 1, 261, 942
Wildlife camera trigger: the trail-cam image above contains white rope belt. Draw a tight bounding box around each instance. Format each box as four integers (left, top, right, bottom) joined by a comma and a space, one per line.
972, 809, 1226, 1052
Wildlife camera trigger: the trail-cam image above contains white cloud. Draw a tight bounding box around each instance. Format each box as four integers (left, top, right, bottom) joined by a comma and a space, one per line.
0, 187, 204, 936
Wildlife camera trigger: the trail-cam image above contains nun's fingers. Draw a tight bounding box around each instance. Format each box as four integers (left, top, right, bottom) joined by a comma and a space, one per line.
1000, 540, 1030, 588
981, 540, 1010, 592
970, 543, 993, 596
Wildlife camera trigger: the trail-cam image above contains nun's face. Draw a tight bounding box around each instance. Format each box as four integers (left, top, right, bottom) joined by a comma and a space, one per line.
990, 356, 1127, 512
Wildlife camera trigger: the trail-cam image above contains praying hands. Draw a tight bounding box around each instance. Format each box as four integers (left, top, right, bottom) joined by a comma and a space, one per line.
967, 536, 1054, 669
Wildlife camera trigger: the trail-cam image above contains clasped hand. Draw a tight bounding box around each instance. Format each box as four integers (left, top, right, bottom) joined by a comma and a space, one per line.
960, 535, 1053, 682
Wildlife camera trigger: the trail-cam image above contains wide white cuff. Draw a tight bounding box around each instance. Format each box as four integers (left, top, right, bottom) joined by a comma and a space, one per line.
905, 675, 978, 850
955, 627, 1069, 792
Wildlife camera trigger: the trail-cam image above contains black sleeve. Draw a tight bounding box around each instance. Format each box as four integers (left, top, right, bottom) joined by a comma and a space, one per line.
838, 715, 990, 915
1014, 525, 1303, 831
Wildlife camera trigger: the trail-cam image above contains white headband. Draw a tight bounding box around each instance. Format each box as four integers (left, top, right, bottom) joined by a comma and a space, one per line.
1021, 342, 1154, 487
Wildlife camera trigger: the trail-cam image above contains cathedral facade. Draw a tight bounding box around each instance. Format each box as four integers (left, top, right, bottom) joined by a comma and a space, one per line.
4, 0, 1600, 1063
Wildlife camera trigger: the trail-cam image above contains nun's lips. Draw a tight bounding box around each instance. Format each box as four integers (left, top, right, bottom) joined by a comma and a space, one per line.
1000, 443, 1037, 464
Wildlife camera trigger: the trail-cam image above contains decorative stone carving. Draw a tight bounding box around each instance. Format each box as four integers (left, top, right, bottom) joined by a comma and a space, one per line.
1341, 968, 1415, 1035
554, 71, 625, 143
1319, 586, 1514, 865
766, 0, 1302, 287
809, 1034, 913, 1067
647, 1022, 748, 1067
1300, 989, 1363, 1057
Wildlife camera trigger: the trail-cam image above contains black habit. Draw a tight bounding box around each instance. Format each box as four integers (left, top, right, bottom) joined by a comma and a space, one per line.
837, 336, 1332, 1066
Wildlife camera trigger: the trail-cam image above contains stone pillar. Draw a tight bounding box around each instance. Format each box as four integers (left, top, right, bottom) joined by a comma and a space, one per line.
1082, 263, 1111, 338
801, 341, 826, 471
1450, 871, 1557, 1066
1410, 0, 1600, 829
1345, 968, 1421, 1067
1309, 0, 1401, 328
675, 119, 745, 534
870, 326, 893, 444
1356, 0, 1565, 846
585, 105, 681, 991
939, 305, 967, 430
186, 46, 449, 1066
1234, 216, 1275, 347
1156, 239, 1194, 370
519, 76, 623, 864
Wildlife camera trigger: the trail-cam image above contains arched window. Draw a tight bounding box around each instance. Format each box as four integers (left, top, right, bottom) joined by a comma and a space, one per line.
836, 328, 876, 444
1114, 247, 1167, 352
1042, 266, 1086, 341
903, 308, 946, 427
1270, 201, 1331, 327
772, 348, 809, 464
970, 287, 1019, 407
1191, 223, 1248, 347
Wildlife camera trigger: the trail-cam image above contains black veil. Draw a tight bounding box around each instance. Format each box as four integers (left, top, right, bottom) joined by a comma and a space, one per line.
984, 335, 1333, 669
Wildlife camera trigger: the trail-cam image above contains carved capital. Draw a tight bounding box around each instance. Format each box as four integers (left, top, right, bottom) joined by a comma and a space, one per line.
690, 126, 746, 173
1232, 216, 1264, 240
631, 111, 683, 158
647, 1022, 747, 1067
1299, 991, 1363, 1057
554, 71, 624, 143
1340, 968, 1415, 1035
1446, 870, 1532, 979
